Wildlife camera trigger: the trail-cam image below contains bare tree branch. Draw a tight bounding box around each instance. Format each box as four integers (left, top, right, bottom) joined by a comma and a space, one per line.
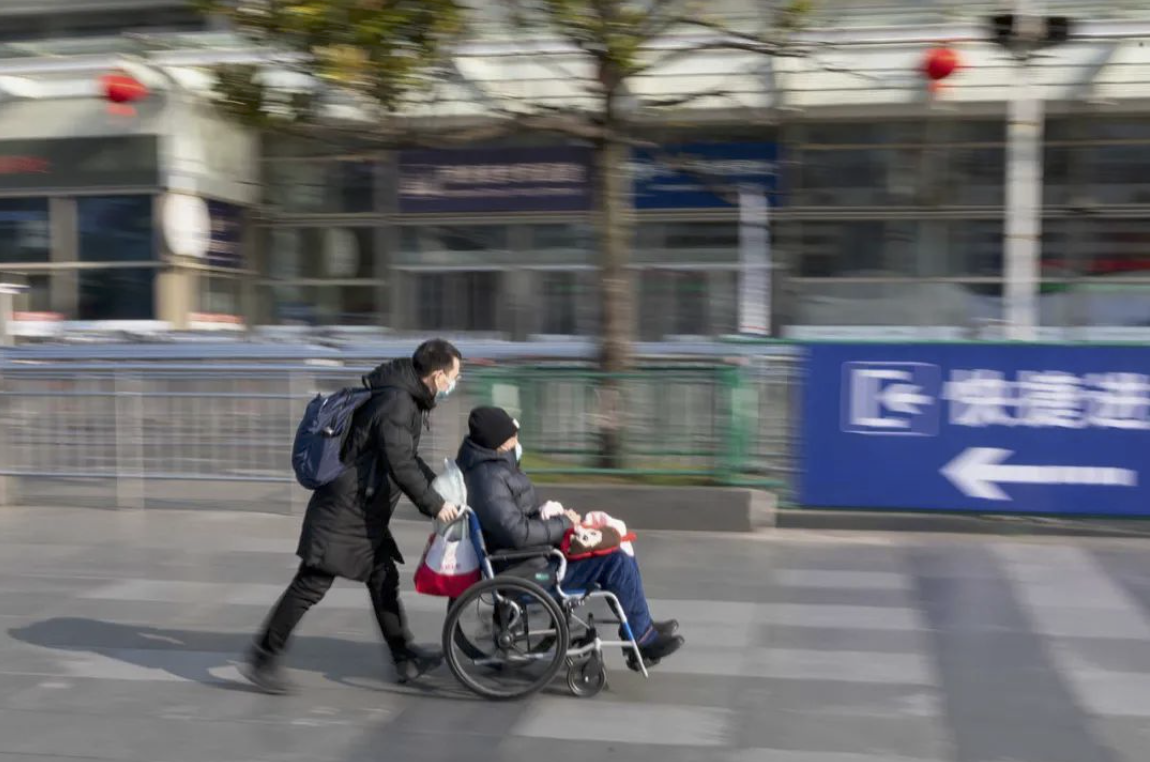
637, 87, 740, 110
628, 34, 802, 78
634, 0, 694, 42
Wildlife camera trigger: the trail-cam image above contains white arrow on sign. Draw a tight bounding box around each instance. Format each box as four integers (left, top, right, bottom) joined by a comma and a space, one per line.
941, 447, 1139, 501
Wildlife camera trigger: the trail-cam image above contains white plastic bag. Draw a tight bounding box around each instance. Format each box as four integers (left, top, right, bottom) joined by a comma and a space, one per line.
431, 458, 468, 529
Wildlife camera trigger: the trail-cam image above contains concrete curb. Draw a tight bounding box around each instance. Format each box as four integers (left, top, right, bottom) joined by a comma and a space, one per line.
776, 508, 1150, 539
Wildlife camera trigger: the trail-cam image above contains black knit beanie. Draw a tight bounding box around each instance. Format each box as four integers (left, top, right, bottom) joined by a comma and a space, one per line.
468, 406, 519, 451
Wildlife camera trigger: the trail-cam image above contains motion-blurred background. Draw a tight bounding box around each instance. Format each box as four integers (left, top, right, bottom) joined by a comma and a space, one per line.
0, 0, 1148, 511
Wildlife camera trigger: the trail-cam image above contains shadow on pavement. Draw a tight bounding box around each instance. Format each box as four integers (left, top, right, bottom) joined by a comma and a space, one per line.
8, 617, 469, 699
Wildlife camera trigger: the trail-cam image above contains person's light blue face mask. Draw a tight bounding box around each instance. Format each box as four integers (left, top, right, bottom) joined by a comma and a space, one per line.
514, 442, 523, 463
436, 374, 457, 401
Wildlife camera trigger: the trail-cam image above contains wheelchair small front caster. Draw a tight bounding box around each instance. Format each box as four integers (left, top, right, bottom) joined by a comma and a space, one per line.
567, 653, 607, 698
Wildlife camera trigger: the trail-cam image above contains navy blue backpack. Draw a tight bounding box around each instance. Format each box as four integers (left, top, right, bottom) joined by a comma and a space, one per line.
291, 385, 375, 490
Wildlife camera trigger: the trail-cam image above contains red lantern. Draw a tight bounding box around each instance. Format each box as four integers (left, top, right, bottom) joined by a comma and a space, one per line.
923, 46, 960, 83
100, 73, 148, 104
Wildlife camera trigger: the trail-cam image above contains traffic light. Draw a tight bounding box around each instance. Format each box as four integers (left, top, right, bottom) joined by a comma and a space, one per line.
988, 13, 1073, 52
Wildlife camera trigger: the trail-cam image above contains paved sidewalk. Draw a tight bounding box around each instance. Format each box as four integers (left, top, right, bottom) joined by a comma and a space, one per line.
2, 507, 1150, 761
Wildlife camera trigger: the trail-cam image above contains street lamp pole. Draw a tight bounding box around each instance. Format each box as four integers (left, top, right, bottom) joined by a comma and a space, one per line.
994, 4, 1073, 341
1003, 1, 1044, 341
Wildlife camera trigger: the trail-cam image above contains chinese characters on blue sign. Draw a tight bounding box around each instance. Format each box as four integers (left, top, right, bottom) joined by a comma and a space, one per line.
398, 146, 593, 213
397, 142, 780, 212
631, 142, 778, 209
801, 344, 1150, 515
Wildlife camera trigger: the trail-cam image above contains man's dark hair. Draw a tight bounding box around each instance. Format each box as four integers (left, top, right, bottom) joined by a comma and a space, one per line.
412, 338, 462, 377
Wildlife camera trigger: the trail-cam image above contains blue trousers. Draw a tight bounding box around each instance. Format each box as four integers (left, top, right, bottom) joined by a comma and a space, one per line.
560, 551, 654, 642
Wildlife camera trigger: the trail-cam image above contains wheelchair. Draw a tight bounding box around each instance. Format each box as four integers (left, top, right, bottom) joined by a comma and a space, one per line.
441, 510, 649, 701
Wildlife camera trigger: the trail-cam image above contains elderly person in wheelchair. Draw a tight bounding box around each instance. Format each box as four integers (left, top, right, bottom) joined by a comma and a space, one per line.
454, 407, 684, 683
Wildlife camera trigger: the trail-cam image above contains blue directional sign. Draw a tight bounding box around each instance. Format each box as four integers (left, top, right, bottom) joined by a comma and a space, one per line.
631, 142, 778, 209
799, 343, 1150, 515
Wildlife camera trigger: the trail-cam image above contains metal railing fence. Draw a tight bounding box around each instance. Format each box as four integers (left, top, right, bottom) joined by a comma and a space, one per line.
0, 356, 798, 512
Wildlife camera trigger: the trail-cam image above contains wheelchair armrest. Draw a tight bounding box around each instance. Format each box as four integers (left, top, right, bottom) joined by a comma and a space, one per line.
487, 546, 556, 562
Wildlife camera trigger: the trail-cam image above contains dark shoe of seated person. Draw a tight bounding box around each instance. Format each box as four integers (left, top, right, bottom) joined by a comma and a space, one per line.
626, 628, 685, 672
655, 619, 679, 637
393, 644, 444, 684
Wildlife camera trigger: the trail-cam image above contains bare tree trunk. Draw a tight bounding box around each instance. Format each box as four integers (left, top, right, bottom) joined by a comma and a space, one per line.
593, 135, 634, 468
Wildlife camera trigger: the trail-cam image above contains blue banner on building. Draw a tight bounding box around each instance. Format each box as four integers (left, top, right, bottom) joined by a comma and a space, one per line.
206, 200, 243, 269
799, 344, 1150, 515
631, 142, 778, 209
398, 146, 592, 213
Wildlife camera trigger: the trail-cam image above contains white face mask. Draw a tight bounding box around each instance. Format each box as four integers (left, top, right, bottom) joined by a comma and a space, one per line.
514, 442, 523, 463
435, 374, 456, 401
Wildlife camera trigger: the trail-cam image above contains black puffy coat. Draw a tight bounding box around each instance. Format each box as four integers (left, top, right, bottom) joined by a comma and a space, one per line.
456, 436, 571, 555
295, 358, 446, 581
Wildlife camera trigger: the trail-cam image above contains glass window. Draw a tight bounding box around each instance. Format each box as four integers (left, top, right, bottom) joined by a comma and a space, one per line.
948, 145, 1005, 206
268, 283, 314, 325
78, 268, 155, 320
662, 222, 740, 251
465, 272, 499, 332
1079, 284, 1150, 329
789, 281, 984, 328
795, 221, 917, 277
669, 271, 709, 335
540, 272, 578, 335
403, 226, 509, 254
951, 120, 1007, 143
21, 275, 51, 315
414, 272, 500, 332
0, 199, 50, 264
1043, 143, 1075, 206
265, 283, 380, 326
798, 122, 926, 206
317, 285, 379, 326
1086, 119, 1150, 141
200, 276, 241, 317
635, 222, 740, 264
529, 224, 593, 252
927, 220, 1070, 279
1082, 219, 1150, 279
638, 271, 666, 340
263, 160, 375, 213
804, 121, 923, 145
709, 271, 739, 335
264, 227, 376, 280
801, 145, 928, 206
1040, 220, 1077, 277
1088, 144, 1150, 204
947, 220, 1002, 277
78, 196, 154, 262
638, 270, 712, 337
799, 148, 898, 205
398, 225, 511, 266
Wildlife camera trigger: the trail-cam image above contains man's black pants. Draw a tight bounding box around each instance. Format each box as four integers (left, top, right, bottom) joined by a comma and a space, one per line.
257, 559, 412, 658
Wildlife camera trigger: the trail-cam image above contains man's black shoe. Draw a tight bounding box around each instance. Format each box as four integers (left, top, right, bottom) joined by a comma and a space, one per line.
641, 633, 685, 663
238, 644, 293, 695
394, 644, 443, 684
655, 619, 679, 637
626, 631, 685, 672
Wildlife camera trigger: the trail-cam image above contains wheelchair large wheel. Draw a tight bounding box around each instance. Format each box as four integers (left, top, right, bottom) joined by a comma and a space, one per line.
444, 576, 569, 700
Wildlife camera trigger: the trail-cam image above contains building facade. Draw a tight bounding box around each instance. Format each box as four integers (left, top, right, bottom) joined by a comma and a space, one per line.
3, 1, 1150, 339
